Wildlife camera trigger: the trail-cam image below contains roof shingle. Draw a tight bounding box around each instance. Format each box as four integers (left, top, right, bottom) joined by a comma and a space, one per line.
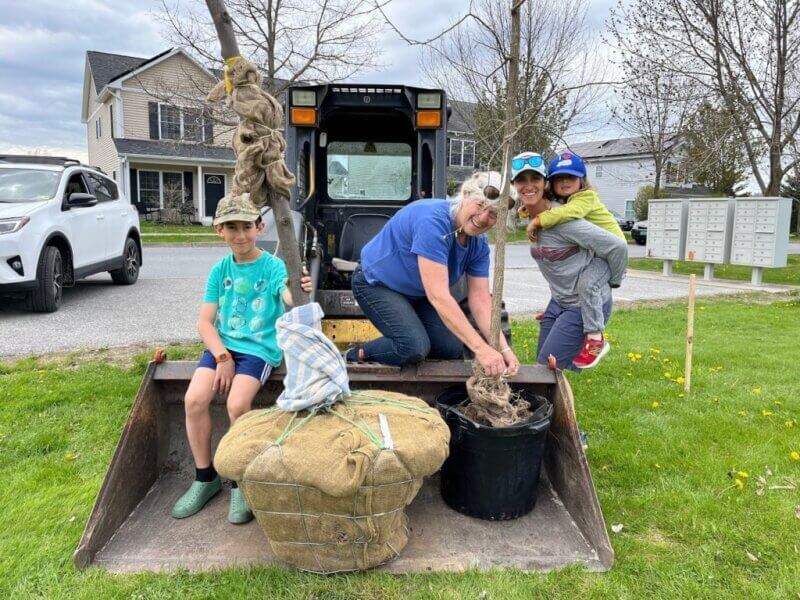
114, 138, 235, 162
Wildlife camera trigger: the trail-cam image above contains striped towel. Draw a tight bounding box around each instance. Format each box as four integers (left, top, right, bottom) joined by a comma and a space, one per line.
276, 302, 351, 412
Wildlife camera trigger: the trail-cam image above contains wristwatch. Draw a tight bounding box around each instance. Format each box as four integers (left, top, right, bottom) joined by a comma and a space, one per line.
214, 352, 230, 364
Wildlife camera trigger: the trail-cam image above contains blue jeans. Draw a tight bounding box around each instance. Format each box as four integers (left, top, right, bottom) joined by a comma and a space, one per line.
536, 297, 612, 371
350, 266, 463, 365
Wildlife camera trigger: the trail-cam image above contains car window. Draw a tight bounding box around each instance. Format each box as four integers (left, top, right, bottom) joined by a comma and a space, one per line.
0, 168, 61, 202
64, 172, 89, 197
86, 172, 118, 203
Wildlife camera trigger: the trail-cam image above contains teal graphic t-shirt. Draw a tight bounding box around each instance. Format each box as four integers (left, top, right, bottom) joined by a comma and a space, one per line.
203, 252, 288, 366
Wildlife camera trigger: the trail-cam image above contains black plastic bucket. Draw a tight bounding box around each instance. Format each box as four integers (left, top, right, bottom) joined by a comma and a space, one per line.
436, 384, 552, 520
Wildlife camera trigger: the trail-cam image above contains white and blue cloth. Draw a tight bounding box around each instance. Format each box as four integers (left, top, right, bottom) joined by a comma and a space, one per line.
276, 302, 351, 412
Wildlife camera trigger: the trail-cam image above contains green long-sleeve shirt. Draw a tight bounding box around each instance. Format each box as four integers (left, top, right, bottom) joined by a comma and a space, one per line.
537, 190, 625, 240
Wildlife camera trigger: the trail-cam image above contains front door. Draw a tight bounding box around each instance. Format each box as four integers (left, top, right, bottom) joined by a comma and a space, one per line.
204, 174, 225, 218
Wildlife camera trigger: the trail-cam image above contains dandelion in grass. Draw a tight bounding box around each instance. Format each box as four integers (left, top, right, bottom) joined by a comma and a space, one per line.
664, 372, 672, 379
762, 409, 773, 417
791, 451, 800, 462
650, 348, 661, 355
676, 376, 685, 385
654, 463, 661, 469
786, 420, 796, 429
738, 410, 747, 417
737, 471, 749, 479
651, 401, 660, 409
735, 478, 745, 490
774, 401, 782, 406
752, 387, 762, 395
678, 393, 685, 398
663, 358, 670, 364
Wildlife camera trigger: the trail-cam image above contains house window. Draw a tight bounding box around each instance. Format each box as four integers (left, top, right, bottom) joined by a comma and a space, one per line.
138, 171, 161, 209
596, 164, 603, 178
625, 200, 635, 220
138, 170, 185, 209
159, 105, 182, 140
95, 117, 102, 139
109, 105, 114, 137
158, 103, 205, 142
449, 138, 475, 167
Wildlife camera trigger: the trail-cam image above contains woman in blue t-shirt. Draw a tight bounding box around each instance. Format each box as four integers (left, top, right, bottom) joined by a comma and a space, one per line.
345, 172, 520, 377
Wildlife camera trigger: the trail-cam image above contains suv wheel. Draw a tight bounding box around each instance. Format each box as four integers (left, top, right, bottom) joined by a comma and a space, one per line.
110, 237, 140, 285
29, 246, 63, 313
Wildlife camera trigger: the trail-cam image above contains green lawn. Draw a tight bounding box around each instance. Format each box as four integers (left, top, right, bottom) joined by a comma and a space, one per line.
140, 222, 214, 234
2, 295, 800, 598
629, 256, 800, 286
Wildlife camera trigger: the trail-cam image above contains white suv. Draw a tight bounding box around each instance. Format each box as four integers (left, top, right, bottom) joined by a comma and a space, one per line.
0, 156, 141, 312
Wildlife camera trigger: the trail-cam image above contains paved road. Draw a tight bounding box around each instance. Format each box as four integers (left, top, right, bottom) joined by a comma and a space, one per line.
0, 245, 794, 357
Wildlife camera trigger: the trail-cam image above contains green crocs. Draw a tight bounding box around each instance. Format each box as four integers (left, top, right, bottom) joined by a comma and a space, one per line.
228, 487, 253, 524
171, 476, 221, 519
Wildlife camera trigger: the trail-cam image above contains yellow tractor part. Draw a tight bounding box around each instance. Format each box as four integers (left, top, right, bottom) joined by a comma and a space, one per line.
321, 318, 380, 348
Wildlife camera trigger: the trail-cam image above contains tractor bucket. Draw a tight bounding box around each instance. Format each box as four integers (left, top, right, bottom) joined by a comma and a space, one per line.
74, 360, 613, 573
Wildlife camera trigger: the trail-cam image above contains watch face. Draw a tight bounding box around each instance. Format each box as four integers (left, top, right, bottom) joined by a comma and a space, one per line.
217, 353, 229, 362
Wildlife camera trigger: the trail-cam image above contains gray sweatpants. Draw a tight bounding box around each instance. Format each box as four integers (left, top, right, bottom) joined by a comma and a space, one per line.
577, 257, 611, 334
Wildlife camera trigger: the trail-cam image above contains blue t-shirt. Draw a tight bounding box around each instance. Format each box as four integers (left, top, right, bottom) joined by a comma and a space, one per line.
203, 252, 288, 366
360, 199, 490, 297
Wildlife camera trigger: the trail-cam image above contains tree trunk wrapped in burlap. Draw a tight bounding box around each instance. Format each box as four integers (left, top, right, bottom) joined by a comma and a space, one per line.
214, 390, 450, 573
207, 57, 295, 208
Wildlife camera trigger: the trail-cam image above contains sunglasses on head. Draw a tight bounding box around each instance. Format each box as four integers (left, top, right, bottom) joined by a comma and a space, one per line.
483, 185, 500, 200
512, 155, 544, 170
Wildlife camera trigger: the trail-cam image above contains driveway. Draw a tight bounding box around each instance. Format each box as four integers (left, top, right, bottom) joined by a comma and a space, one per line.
0, 245, 794, 358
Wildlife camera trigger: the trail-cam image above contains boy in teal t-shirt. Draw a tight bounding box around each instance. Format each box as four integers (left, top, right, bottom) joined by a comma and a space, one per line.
171, 194, 311, 524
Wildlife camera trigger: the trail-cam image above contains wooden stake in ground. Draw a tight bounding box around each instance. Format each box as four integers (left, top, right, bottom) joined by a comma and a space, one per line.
684, 274, 696, 393
204, 0, 308, 306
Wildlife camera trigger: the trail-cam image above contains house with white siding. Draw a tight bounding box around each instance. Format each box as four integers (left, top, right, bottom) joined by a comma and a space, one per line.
81, 48, 235, 223
565, 136, 709, 220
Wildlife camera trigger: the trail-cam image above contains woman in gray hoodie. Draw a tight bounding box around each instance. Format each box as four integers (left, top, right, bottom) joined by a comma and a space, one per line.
512, 157, 628, 370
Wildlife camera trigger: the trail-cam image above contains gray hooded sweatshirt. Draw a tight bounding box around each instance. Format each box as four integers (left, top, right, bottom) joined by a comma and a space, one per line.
530, 202, 628, 307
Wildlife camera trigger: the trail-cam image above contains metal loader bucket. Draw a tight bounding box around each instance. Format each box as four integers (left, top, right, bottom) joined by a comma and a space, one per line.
74, 361, 613, 573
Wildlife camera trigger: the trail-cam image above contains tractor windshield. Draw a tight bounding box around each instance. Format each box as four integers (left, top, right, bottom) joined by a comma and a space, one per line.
326, 141, 412, 201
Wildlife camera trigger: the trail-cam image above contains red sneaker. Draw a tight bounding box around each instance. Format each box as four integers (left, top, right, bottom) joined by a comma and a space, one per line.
535, 312, 544, 321
573, 337, 610, 369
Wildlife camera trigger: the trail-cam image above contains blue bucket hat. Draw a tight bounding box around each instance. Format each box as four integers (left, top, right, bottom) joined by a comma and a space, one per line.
510, 151, 547, 181
547, 152, 587, 179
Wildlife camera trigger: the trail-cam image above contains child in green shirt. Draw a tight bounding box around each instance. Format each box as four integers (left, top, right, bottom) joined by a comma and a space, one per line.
526, 152, 627, 368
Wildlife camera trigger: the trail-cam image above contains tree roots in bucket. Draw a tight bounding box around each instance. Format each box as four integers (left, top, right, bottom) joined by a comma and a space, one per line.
463, 361, 531, 427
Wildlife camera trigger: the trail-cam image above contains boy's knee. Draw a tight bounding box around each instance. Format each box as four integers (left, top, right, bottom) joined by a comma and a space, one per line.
227, 394, 253, 421
185, 389, 211, 416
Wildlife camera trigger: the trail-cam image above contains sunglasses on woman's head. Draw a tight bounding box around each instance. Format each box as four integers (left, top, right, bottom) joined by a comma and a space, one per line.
483, 185, 500, 200
511, 155, 544, 170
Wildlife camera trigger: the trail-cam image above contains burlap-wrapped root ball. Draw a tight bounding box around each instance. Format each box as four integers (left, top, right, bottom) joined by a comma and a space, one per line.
214, 390, 450, 573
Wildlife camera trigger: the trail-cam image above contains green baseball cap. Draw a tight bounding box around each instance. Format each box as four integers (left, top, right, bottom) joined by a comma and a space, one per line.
213, 194, 262, 226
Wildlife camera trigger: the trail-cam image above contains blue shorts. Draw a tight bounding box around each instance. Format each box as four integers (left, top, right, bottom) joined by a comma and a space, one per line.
198, 350, 273, 385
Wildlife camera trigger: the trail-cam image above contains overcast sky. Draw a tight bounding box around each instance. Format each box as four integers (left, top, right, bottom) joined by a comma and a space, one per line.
0, 0, 617, 162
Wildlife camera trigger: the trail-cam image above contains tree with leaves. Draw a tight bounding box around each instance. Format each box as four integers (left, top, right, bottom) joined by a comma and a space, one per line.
610, 52, 698, 199
681, 101, 750, 196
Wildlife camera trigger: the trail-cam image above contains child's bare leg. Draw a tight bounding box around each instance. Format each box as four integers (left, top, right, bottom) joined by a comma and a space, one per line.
226, 374, 262, 425
184, 367, 218, 468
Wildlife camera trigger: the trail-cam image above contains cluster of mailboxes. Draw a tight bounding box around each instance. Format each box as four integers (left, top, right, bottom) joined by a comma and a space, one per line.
646, 197, 792, 268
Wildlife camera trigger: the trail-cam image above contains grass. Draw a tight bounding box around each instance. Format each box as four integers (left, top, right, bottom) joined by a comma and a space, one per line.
2, 295, 800, 598
140, 222, 213, 234
629, 255, 800, 286
140, 222, 221, 245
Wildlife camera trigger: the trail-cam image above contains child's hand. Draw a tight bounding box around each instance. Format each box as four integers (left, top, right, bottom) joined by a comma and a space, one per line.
213, 360, 235, 396
526, 219, 539, 242
284, 267, 313, 294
